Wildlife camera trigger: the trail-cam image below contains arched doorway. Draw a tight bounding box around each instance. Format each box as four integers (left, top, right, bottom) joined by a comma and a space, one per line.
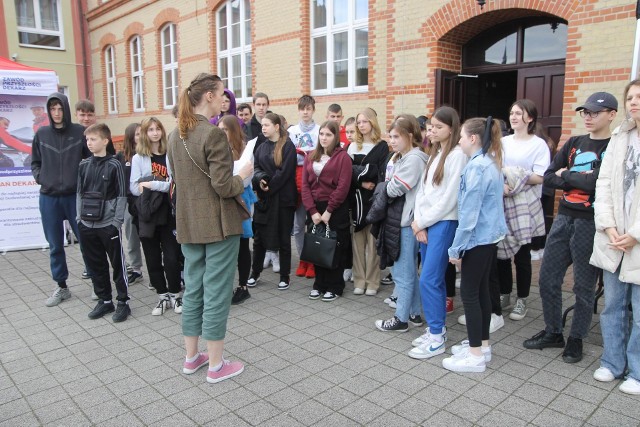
435, 16, 568, 143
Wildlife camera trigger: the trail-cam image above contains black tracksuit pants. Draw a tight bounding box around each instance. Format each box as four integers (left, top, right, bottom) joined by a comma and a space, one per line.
79, 223, 129, 302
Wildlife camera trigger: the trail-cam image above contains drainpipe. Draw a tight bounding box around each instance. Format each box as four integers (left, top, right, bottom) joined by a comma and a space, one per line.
631, 1, 640, 79
78, 0, 90, 99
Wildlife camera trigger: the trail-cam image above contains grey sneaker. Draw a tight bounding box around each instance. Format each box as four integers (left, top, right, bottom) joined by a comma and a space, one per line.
509, 298, 527, 320
500, 293, 511, 310
46, 287, 71, 307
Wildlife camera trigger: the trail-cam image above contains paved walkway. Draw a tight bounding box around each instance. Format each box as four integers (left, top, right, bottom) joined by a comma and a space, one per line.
0, 245, 638, 426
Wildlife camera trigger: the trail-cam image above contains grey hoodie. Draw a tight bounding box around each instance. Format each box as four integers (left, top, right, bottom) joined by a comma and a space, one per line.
386, 147, 429, 227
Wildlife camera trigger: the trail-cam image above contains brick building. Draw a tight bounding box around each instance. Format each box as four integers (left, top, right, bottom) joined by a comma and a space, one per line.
85, 0, 636, 143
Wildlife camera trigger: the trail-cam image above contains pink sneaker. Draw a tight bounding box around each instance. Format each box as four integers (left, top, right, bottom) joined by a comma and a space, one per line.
183, 352, 209, 374
206, 359, 245, 384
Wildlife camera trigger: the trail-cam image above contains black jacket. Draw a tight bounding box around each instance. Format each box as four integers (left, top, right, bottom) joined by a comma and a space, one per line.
76, 154, 126, 228
367, 181, 404, 269
252, 138, 298, 208
31, 92, 90, 195
248, 115, 268, 152
350, 141, 390, 231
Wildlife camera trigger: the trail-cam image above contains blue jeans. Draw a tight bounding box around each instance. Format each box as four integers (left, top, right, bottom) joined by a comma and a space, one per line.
392, 227, 421, 323
419, 220, 458, 335
600, 268, 640, 381
39, 194, 81, 283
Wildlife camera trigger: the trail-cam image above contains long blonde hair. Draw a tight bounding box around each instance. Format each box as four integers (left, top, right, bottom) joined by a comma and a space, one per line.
354, 110, 381, 150
425, 106, 460, 186
137, 117, 167, 156
462, 117, 503, 169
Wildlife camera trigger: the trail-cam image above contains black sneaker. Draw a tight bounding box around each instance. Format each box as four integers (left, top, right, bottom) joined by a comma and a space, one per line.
375, 316, 408, 332
409, 314, 423, 327
321, 292, 338, 302
562, 336, 583, 363
88, 301, 115, 319
231, 287, 250, 305
246, 275, 259, 288
380, 273, 394, 286
523, 330, 565, 350
127, 271, 143, 284
112, 302, 131, 323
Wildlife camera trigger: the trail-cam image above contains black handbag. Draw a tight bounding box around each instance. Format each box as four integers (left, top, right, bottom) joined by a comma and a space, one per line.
80, 191, 105, 221
300, 223, 339, 269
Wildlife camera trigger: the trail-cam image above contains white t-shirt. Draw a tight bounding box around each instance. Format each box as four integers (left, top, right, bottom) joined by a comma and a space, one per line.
623, 132, 640, 230
288, 123, 319, 165
501, 134, 550, 197
347, 142, 375, 160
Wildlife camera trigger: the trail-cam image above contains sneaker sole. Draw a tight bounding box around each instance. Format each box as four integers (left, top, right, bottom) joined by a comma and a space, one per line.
309, 295, 321, 300
88, 308, 115, 319
232, 295, 251, 305
183, 360, 209, 374
207, 365, 244, 383
442, 360, 486, 373
408, 321, 423, 327
509, 311, 527, 321
246, 279, 259, 288
322, 297, 337, 302
376, 325, 408, 333
278, 285, 290, 291
408, 346, 445, 359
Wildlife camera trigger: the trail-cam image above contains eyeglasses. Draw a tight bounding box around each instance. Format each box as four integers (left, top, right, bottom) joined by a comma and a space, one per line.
579, 110, 609, 119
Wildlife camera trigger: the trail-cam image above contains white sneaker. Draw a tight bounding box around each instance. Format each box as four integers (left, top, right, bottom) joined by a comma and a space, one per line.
455, 277, 461, 289
619, 377, 640, 395
91, 290, 99, 301
263, 251, 272, 269
530, 249, 544, 261
408, 333, 446, 359
593, 367, 615, 382
458, 314, 467, 325
151, 296, 171, 316
343, 269, 353, 282
451, 340, 492, 362
412, 326, 448, 347
272, 255, 280, 273
490, 314, 505, 333
170, 294, 183, 314
442, 348, 486, 373
365, 289, 377, 296
353, 288, 365, 295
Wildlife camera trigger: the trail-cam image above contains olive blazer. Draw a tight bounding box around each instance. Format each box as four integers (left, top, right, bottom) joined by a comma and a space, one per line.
167, 115, 244, 244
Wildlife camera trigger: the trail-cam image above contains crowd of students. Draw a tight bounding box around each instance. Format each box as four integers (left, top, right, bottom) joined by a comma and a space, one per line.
31, 77, 639, 392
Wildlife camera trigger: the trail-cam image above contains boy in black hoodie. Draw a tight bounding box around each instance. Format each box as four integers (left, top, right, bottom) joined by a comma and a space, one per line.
31, 93, 90, 307
77, 123, 130, 322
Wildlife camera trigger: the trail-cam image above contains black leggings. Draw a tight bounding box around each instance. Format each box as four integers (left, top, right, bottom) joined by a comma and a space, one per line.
237, 237, 251, 287
498, 243, 532, 298
251, 206, 295, 282
461, 244, 495, 347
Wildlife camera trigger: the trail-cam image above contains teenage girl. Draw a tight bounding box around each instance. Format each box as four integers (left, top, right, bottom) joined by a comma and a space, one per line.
218, 116, 256, 305
247, 113, 297, 290
499, 99, 550, 320
302, 121, 352, 301
374, 115, 427, 332
130, 117, 182, 315
443, 117, 507, 373
348, 109, 390, 295
117, 123, 144, 285
590, 79, 640, 395
408, 106, 467, 359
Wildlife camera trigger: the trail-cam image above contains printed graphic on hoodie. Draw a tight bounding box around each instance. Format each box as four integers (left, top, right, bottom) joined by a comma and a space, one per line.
563, 147, 603, 207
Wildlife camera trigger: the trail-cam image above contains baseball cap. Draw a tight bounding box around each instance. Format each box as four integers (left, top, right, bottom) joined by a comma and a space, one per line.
575, 92, 618, 112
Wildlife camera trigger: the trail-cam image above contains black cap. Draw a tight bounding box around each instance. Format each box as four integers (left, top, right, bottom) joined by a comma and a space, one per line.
417, 115, 428, 130
575, 92, 618, 112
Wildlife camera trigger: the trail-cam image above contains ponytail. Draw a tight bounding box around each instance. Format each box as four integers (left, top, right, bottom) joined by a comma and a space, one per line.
463, 117, 503, 169
178, 73, 222, 139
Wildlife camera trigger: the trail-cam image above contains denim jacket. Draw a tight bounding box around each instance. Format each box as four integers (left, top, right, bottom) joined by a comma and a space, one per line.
448, 149, 507, 259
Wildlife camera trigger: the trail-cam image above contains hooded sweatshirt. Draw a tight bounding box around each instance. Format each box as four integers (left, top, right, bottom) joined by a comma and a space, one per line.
385, 147, 429, 227
210, 88, 245, 129
31, 92, 89, 195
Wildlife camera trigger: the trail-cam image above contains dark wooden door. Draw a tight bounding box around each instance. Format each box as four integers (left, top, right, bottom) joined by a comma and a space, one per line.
517, 65, 565, 145
435, 69, 466, 118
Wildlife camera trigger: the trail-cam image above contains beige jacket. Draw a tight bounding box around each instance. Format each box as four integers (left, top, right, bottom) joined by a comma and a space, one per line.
167, 115, 244, 244
590, 119, 640, 284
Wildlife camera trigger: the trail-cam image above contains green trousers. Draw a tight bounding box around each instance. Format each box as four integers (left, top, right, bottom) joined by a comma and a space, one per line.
181, 236, 240, 341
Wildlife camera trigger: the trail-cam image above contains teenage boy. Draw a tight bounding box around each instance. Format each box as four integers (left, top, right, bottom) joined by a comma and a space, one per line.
75, 99, 115, 155
288, 95, 320, 278
77, 123, 130, 322
248, 92, 270, 147
326, 103, 349, 147
32, 93, 91, 307
237, 103, 253, 126
523, 92, 618, 363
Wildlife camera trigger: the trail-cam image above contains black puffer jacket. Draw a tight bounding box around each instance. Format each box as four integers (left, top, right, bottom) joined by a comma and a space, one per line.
350, 142, 390, 232
366, 181, 404, 269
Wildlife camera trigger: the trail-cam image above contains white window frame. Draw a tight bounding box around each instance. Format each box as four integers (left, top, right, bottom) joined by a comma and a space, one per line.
15, 0, 65, 50
161, 23, 178, 109
311, 0, 369, 95
105, 45, 117, 114
130, 35, 145, 112
216, 0, 252, 101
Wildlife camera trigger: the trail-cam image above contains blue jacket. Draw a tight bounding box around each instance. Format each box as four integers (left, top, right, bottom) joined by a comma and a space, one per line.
448, 149, 507, 259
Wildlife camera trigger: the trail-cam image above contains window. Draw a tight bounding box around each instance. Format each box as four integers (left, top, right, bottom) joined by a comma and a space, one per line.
15, 0, 64, 49
130, 36, 144, 111
105, 45, 117, 114
311, 0, 368, 94
161, 23, 178, 108
217, 0, 252, 100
